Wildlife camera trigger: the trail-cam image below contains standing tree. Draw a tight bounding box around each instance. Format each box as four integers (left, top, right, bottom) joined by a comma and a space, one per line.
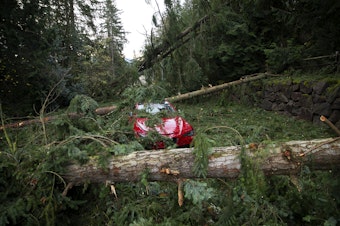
0, 0, 54, 115
0, 0, 105, 116
79, 0, 134, 100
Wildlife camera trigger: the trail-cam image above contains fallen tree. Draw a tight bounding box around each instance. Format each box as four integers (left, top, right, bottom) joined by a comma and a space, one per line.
165, 73, 275, 102
62, 138, 340, 185
0, 105, 117, 131
1, 73, 275, 130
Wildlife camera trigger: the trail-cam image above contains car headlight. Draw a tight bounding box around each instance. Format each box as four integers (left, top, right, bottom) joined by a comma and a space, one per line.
183, 130, 194, 137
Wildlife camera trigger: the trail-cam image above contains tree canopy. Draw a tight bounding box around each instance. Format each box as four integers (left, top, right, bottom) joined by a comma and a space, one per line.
0, 0, 128, 116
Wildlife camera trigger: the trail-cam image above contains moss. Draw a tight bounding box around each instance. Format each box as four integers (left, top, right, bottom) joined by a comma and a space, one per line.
303, 80, 310, 86
321, 77, 340, 86
259, 74, 339, 95
325, 84, 340, 96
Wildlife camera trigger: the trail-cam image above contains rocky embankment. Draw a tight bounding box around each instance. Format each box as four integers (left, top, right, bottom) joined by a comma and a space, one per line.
231, 78, 340, 128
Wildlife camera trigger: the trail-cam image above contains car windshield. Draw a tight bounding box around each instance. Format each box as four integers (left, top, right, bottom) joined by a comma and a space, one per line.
136, 103, 175, 115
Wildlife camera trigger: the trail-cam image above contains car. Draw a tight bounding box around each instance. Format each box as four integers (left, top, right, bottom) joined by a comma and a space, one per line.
131, 101, 194, 149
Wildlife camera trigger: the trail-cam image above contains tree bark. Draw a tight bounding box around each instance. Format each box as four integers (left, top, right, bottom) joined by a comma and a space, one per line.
165, 73, 269, 102
0, 106, 117, 131
62, 138, 340, 185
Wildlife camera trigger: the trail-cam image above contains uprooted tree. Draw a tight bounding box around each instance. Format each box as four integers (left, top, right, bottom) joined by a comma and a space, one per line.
62, 138, 340, 185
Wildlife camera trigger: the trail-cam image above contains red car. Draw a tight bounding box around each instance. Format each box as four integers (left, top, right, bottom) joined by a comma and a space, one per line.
132, 101, 194, 149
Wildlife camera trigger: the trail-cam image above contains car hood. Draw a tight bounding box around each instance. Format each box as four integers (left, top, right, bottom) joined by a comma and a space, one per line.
135, 116, 191, 137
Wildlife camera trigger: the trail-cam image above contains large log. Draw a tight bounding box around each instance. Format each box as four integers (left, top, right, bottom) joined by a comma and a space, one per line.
62, 138, 340, 185
165, 73, 270, 102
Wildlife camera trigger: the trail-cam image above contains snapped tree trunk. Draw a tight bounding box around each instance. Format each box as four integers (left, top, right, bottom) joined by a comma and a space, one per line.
165, 73, 270, 102
62, 138, 340, 185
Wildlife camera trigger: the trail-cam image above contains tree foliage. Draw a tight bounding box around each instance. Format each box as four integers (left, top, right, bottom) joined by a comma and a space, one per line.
141, 0, 340, 93
0, 0, 130, 116
1, 0, 340, 225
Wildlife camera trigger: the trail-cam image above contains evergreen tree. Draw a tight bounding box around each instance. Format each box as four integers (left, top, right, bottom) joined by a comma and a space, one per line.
0, 0, 102, 115
140, 0, 340, 90
78, 0, 133, 100
0, 0, 60, 115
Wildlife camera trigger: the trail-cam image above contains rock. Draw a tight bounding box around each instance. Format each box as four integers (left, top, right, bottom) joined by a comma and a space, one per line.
300, 82, 313, 94
284, 100, 294, 113
313, 95, 327, 103
277, 92, 289, 103
282, 85, 292, 99
313, 102, 332, 117
299, 94, 313, 109
261, 99, 273, 111
327, 87, 340, 103
329, 110, 340, 123
331, 98, 340, 110
291, 92, 302, 101
313, 81, 329, 95
272, 103, 286, 111
291, 83, 300, 92
264, 90, 276, 102
335, 120, 340, 129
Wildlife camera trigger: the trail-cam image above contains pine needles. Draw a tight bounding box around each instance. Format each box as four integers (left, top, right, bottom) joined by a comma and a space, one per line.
192, 132, 214, 177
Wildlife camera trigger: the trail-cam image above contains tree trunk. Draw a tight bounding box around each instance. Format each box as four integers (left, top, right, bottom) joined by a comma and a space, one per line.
0, 106, 117, 131
62, 138, 340, 185
165, 73, 270, 102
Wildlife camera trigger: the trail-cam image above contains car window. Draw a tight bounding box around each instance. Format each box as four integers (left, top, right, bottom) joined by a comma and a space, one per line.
136, 103, 175, 115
